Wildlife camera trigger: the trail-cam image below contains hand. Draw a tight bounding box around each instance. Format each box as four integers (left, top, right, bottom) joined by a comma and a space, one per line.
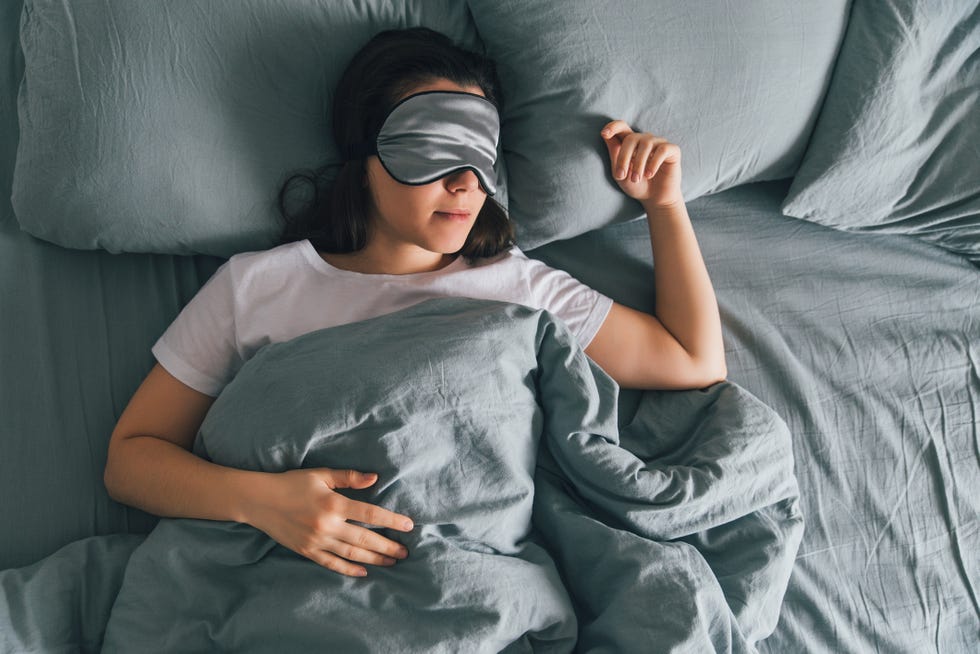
245, 468, 415, 577
601, 120, 683, 207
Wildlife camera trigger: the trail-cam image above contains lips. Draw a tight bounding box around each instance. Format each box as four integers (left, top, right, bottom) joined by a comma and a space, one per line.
434, 210, 472, 221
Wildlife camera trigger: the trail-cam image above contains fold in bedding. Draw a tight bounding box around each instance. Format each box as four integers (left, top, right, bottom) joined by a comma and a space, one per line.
58, 297, 801, 653
0, 535, 143, 652
530, 182, 980, 653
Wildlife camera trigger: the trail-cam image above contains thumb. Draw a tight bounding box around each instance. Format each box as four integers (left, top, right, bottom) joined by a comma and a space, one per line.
321, 469, 378, 489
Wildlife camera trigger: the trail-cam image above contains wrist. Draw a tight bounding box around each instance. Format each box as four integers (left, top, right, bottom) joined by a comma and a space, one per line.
227, 468, 271, 526
642, 197, 687, 217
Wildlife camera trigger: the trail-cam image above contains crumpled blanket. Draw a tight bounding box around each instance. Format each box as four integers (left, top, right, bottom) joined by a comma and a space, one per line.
87, 297, 802, 652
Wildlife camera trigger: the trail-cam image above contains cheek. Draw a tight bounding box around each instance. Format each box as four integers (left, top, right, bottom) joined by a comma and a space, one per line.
366, 163, 450, 218
371, 182, 437, 223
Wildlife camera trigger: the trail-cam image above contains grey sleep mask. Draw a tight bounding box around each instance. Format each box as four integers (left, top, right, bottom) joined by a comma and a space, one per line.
347, 90, 500, 195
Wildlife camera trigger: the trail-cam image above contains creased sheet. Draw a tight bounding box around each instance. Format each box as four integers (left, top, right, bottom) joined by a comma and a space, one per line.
92, 297, 802, 652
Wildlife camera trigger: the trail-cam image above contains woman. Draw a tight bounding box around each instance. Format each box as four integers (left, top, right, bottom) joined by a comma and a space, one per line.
104, 26, 725, 579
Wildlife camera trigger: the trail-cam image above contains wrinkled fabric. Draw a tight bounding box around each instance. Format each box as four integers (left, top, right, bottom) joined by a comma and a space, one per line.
99, 298, 801, 652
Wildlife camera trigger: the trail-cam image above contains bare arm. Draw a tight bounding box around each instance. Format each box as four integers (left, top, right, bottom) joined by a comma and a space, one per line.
104, 363, 246, 521
105, 363, 414, 577
584, 121, 726, 390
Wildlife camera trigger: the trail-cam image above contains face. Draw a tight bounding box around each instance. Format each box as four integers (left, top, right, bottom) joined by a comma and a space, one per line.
363, 78, 490, 256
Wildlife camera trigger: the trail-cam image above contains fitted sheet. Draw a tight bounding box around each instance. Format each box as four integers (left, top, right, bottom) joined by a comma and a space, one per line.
1, 0, 978, 651
0, 0, 223, 567
531, 185, 980, 653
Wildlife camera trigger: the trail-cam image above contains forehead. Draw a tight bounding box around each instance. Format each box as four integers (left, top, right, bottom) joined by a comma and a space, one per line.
399, 78, 485, 101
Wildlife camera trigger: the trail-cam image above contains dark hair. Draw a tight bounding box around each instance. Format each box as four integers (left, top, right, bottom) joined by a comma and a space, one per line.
277, 27, 514, 260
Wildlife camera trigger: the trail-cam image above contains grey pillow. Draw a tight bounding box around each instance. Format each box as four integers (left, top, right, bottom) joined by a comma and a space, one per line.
465, 0, 851, 249
12, 0, 492, 257
782, 1, 980, 265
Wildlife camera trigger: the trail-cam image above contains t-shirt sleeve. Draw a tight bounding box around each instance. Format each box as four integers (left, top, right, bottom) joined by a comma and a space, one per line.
522, 257, 614, 349
151, 261, 242, 397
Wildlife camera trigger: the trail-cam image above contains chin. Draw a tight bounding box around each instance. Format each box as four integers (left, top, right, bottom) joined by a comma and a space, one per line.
428, 231, 473, 255
436, 240, 469, 255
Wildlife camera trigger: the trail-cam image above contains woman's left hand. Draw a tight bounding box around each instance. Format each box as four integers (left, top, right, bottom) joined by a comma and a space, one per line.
601, 120, 683, 207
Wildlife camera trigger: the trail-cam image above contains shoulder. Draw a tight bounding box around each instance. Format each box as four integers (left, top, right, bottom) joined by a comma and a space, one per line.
227, 239, 308, 269
219, 239, 311, 286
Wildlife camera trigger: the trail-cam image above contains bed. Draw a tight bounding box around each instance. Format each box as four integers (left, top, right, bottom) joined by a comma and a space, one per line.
1, 1, 977, 652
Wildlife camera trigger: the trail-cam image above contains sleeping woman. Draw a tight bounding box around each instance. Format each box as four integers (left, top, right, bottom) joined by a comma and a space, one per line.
103, 26, 725, 581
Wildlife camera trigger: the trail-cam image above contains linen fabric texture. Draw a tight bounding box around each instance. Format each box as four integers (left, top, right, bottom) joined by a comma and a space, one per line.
464, 0, 853, 248
151, 241, 613, 398
781, 0, 980, 265
11, 0, 850, 256
101, 298, 803, 652
11, 0, 502, 257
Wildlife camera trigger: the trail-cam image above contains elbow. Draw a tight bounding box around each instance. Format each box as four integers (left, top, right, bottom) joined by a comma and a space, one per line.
103, 435, 127, 502
706, 366, 728, 387
694, 358, 727, 388
103, 455, 121, 502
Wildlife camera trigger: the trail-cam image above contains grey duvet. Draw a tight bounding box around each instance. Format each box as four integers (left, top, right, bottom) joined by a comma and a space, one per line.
7, 297, 803, 652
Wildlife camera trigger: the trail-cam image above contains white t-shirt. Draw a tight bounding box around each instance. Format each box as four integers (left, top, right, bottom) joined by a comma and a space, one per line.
152, 239, 614, 397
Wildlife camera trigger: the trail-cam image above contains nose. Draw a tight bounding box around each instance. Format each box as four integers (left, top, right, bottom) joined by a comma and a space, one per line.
445, 169, 481, 193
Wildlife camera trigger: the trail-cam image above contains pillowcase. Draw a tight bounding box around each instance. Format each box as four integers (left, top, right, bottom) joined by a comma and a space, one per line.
12, 0, 492, 257
781, 1, 980, 266
465, 0, 851, 249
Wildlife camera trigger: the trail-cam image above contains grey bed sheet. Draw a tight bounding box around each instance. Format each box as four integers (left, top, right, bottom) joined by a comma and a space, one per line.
530, 187, 979, 653
0, 0, 223, 569
2, 1, 978, 651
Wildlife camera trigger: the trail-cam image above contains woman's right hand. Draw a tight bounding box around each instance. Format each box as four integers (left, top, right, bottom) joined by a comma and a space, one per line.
244, 468, 415, 578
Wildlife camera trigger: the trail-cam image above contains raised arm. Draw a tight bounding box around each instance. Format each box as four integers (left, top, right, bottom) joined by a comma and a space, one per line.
584, 121, 726, 390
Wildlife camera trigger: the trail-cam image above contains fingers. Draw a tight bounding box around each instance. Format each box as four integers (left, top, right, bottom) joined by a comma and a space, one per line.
611, 131, 657, 182
301, 512, 411, 578
322, 468, 379, 489
333, 523, 410, 563
633, 139, 657, 180
315, 467, 416, 528
644, 142, 681, 179
315, 471, 415, 577
296, 501, 413, 577
600, 119, 632, 139
600, 120, 629, 169
339, 493, 415, 532
305, 548, 373, 578
614, 134, 639, 181
626, 138, 656, 183
600, 121, 679, 183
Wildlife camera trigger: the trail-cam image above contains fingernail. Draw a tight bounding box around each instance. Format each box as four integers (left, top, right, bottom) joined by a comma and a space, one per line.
398, 547, 409, 558
403, 520, 414, 530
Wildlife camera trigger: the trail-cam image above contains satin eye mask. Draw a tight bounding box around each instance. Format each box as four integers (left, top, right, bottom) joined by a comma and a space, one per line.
347, 90, 500, 196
